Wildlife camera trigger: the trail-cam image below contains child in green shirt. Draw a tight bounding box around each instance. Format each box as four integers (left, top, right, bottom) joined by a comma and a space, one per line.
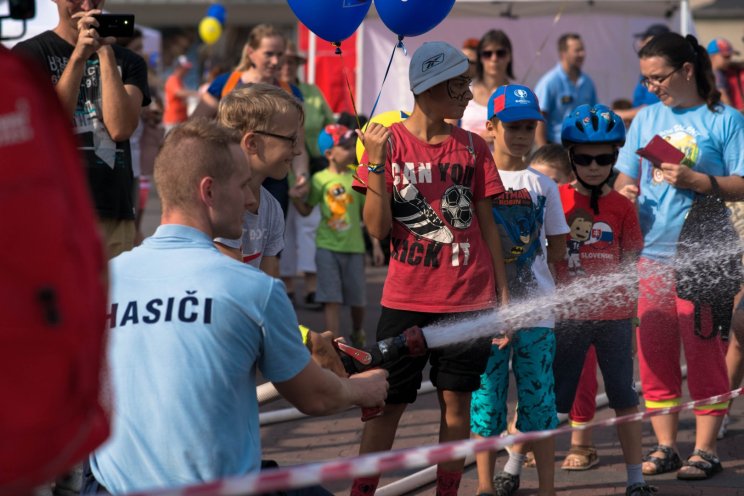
292, 124, 382, 345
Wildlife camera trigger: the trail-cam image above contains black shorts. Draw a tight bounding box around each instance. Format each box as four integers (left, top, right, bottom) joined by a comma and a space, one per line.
377, 306, 492, 404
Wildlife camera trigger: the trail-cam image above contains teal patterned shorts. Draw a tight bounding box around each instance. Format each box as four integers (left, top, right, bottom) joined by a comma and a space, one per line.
470, 327, 558, 437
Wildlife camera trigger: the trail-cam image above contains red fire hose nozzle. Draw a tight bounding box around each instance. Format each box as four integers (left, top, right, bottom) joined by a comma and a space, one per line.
334, 326, 428, 421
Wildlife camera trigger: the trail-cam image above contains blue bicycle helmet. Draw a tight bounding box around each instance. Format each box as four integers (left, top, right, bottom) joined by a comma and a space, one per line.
561, 104, 626, 147
561, 104, 626, 215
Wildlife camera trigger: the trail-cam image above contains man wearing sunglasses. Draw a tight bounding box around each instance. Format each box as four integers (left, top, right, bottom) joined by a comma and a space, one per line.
534, 33, 597, 147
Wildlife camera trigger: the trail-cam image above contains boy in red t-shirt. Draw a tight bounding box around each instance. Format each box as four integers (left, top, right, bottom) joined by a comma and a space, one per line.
350, 42, 509, 496
553, 105, 652, 496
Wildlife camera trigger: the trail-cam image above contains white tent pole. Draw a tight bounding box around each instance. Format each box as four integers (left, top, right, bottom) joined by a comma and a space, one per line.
680, 0, 690, 36
308, 31, 317, 84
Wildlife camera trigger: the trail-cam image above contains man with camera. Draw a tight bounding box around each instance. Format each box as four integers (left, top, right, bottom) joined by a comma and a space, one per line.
14, 0, 150, 258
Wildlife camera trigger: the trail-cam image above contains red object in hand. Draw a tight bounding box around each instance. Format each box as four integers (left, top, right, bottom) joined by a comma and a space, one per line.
335, 326, 428, 421
636, 135, 685, 168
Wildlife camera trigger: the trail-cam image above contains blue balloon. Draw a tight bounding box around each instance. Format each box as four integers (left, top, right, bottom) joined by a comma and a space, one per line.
206, 3, 226, 26
375, 0, 455, 38
288, 0, 372, 44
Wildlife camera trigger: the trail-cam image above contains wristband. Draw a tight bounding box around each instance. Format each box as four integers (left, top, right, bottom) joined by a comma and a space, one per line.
367, 163, 385, 174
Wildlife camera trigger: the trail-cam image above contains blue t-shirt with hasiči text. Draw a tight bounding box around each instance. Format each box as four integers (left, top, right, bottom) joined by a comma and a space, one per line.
90, 224, 309, 494
615, 103, 744, 262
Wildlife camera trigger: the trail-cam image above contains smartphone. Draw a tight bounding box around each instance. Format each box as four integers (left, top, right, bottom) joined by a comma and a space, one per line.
92, 14, 135, 38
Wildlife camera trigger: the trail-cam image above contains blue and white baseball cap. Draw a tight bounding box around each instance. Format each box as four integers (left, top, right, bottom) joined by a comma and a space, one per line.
487, 84, 544, 122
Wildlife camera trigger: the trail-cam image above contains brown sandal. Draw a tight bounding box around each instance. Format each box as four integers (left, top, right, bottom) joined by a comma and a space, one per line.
561, 445, 599, 471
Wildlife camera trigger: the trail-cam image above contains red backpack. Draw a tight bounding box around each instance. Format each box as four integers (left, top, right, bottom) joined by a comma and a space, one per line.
0, 46, 109, 494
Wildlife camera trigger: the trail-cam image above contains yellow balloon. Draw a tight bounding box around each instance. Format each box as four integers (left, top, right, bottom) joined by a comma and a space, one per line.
199, 16, 222, 45
356, 109, 410, 164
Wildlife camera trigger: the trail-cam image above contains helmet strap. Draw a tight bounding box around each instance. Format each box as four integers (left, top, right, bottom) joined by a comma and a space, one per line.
572, 165, 611, 215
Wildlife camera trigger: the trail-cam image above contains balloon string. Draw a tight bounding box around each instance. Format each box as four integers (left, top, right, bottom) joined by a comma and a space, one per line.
368, 36, 403, 122
333, 42, 363, 131
519, 5, 564, 84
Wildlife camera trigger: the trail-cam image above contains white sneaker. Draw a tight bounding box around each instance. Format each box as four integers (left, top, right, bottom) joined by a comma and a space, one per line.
717, 413, 730, 440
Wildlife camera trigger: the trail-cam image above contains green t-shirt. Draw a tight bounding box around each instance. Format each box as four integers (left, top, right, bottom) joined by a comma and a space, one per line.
307, 168, 366, 253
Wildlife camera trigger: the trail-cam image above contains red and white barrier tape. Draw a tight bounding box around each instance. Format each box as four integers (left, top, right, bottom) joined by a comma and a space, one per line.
129, 387, 742, 496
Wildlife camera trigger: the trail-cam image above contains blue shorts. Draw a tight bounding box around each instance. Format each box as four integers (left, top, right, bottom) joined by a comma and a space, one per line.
553, 319, 639, 414
470, 327, 558, 437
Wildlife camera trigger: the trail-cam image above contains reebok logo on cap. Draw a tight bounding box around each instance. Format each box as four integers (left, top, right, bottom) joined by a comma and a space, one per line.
422, 53, 445, 72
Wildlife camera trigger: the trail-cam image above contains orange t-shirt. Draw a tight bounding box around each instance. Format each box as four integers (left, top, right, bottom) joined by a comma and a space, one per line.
164, 74, 188, 125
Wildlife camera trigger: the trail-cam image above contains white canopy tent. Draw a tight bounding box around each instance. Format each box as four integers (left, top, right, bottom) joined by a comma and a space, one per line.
305, 0, 698, 116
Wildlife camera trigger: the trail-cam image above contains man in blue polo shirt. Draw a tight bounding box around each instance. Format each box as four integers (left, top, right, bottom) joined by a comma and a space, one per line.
535, 33, 597, 146
86, 118, 388, 495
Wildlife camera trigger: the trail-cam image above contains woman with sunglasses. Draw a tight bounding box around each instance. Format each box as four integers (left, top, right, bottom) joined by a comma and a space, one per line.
614, 32, 744, 481
554, 104, 652, 496
460, 30, 514, 146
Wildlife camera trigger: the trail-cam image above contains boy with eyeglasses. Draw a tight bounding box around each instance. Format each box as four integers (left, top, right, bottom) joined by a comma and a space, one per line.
350, 41, 509, 496
552, 104, 652, 496
213, 83, 302, 277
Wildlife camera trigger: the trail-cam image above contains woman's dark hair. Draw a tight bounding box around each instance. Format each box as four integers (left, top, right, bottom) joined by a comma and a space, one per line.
638, 32, 721, 110
476, 29, 514, 81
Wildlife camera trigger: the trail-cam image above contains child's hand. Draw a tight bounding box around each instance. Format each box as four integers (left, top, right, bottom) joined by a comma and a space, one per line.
492, 333, 510, 349
289, 173, 309, 199
372, 243, 385, 266
357, 123, 391, 166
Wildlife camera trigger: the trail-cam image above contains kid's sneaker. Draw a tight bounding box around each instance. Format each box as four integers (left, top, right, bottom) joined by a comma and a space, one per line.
626, 482, 657, 495
492, 471, 519, 496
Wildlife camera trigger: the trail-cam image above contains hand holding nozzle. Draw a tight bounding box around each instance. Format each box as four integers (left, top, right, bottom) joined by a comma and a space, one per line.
334, 326, 428, 421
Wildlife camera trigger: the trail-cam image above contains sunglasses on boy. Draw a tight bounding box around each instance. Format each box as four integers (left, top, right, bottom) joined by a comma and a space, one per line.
570, 151, 617, 167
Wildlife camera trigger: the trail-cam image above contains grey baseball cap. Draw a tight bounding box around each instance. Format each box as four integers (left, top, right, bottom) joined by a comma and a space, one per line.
409, 42, 469, 95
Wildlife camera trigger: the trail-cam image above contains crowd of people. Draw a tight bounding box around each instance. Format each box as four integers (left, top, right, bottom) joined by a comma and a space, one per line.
5, 0, 744, 494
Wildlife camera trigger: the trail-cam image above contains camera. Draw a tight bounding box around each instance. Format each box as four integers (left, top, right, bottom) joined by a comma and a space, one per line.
92, 14, 135, 38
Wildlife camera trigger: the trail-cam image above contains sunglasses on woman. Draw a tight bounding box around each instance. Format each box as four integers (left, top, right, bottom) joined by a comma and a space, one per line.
570, 151, 617, 167
480, 49, 509, 59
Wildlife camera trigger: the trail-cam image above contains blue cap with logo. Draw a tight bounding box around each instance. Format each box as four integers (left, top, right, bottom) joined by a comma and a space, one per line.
487, 84, 544, 122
